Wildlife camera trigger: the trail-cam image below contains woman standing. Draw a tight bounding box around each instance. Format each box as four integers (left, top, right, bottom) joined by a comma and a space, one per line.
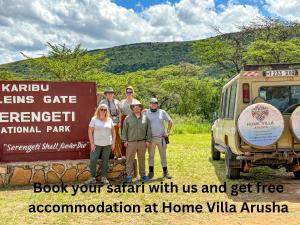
120, 86, 139, 156
86, 104, 116, 184
100, 87, 122, 158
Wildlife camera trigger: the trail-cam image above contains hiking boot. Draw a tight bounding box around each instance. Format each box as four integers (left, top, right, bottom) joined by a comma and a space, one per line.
127, 176, 133, 184
141, 175, 149, 182
163, 171, 172, 179
101, 177, 109, 185
148, 172, 154, 179
84, 177, 96, 185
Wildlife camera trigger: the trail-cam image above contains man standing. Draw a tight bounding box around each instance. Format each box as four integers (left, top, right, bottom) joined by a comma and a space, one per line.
145, 98, 173, 179
121, 101, 152, 183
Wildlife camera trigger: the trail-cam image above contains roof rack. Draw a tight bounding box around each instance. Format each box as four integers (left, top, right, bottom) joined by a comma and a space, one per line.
243, 63, 300, 71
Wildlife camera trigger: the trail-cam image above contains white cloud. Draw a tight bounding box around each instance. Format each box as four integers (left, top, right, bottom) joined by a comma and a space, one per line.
176, 0, 216, 25
265, 0, 300, 21
0, 0, 264, 64
217, 4, 262, 33
31, 1, 63, 25
142, 0, 261, 40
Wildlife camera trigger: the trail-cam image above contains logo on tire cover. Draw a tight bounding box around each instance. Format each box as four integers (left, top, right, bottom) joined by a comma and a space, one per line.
251, 105, 269, 122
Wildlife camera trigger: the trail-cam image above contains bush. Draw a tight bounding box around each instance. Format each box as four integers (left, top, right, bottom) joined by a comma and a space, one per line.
171, 114, 211, 134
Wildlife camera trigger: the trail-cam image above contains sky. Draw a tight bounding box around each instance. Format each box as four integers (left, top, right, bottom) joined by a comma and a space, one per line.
0, 0, 300, 64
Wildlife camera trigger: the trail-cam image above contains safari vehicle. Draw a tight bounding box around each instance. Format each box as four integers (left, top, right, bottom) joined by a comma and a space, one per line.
211, 63, 300, 179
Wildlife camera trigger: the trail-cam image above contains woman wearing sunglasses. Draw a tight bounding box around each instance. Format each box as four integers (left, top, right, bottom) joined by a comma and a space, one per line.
86, 104, 116, 184
119, 86, 140, 156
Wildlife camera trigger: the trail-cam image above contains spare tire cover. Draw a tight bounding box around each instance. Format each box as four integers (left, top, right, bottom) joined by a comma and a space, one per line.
238, 103, 284, 147
290, 106, 300, 141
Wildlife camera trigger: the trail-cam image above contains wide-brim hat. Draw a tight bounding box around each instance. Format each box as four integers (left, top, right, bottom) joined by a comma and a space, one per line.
104, 87, 115, 94
125, 85, 134, 92
130, 100, 144, 110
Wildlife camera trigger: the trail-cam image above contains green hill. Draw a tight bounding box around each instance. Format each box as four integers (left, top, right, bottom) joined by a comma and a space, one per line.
95, 41, 199, 73
0, 41, 199, 75
2, 23, 300, 77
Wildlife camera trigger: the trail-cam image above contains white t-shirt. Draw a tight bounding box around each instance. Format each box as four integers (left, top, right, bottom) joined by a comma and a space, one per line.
89, 117, 114, 146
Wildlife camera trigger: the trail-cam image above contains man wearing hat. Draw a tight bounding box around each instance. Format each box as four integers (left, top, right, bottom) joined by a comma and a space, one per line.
121, 101, 152, 183
100, 87, 122, 158
145, 98, 173, 179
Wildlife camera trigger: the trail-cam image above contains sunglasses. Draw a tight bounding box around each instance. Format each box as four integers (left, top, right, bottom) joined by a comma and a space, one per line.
100, 109, 107, 112
133, 105, 141, 109
126, 91, 133, 94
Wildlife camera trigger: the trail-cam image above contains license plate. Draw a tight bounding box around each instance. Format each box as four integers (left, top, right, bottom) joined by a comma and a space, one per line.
264, 70, 298, 77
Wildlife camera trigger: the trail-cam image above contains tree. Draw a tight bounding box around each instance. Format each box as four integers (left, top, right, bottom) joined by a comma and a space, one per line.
89, 63, 222, 120
239, 17, 300, 42
244, 38, 300, 64
22, 42, 108, 81
193, 18, 300, 78
0, 70, 23, 80
193, 36, 245, 75
240, 18, 300, 64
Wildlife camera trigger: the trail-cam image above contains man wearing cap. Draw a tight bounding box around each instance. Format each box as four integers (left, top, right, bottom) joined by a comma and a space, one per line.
121, 101, 152, 183
100, 87, 122, 158
145, 98, 173, 179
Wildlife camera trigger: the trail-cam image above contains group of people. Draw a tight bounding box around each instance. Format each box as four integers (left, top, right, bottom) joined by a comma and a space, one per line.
87, 86, 173, 184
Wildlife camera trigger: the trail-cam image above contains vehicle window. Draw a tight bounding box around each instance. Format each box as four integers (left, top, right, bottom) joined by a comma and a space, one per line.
228, 83, 237, 118
291, 86, 300, 104
225, 86, 231, 118
221, 89, 228, 118
259, 86, 300, 113
219, 92, 224, 118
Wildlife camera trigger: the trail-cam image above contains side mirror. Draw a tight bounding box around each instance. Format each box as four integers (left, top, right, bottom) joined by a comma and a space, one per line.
212, 112, 219, 122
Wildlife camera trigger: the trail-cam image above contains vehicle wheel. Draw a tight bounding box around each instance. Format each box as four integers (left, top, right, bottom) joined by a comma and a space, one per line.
225, 149, 240, 179
293, 170, 300, 179
211, 137, 220, 160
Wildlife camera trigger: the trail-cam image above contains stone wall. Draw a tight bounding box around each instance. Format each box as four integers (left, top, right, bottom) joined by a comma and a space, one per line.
0, 159, 137, 187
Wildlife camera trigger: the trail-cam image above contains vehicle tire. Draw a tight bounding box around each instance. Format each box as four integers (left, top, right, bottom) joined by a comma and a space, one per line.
225, 149, 241, 179
238, 103, 284, 148
293, 170, 300, 179
211, 137, 220, 161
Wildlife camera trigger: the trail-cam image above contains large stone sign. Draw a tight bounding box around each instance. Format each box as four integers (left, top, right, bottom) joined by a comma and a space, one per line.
0, 159, 131, 187
0, 81, 97, 162
237, 103, 284, 148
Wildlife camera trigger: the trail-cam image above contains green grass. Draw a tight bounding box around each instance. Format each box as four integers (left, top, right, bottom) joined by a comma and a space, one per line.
0, 133, 299, 225
171, 115, 211, 134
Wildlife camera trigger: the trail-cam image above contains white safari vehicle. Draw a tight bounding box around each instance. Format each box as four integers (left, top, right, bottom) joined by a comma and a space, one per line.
212, 63, 300, 179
